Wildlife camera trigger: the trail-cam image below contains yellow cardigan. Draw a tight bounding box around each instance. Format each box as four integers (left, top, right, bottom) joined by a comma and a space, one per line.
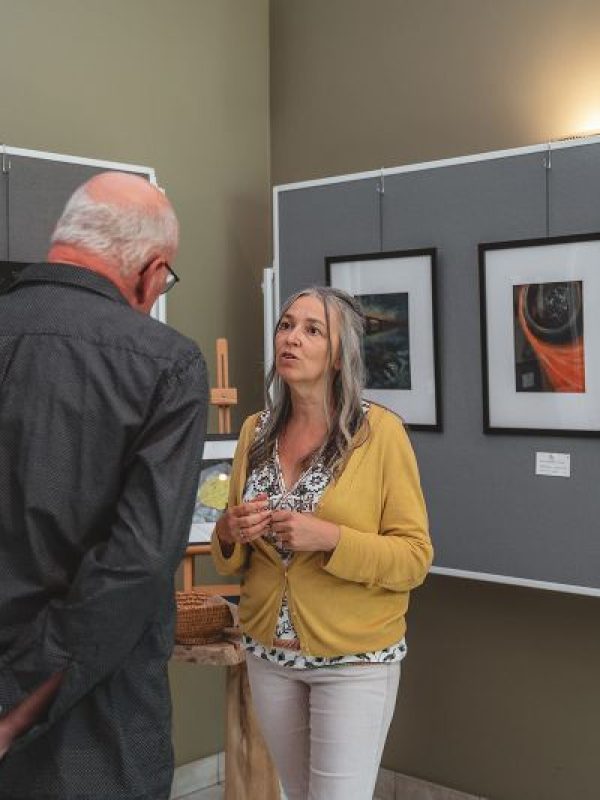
211, 403, 433, 657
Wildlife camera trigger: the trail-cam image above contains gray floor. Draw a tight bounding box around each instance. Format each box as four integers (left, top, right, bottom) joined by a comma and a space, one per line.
182, 787, 224, 800
184, 789, 383, 799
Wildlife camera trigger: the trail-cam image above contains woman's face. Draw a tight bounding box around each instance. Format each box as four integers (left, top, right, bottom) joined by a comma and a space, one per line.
275, 294, 340, 390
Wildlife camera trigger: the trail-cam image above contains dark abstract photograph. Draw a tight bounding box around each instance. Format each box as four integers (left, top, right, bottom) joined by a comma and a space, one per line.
513, 280, 585, 393
357, 292, 411, 390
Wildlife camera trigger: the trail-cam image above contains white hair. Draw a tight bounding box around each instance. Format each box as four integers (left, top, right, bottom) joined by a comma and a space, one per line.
51, 182, 178, 275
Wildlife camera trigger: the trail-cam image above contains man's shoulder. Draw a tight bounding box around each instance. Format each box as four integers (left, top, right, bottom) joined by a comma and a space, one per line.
58, 293, 203, 371
118, 308, 202, 365
1, 264, 202, 368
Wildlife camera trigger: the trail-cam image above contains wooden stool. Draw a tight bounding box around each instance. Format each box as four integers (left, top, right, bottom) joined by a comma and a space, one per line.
172, 639, 280, 800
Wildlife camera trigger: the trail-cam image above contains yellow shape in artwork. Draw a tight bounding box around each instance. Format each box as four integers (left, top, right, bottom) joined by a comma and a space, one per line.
198, 474, 230, 510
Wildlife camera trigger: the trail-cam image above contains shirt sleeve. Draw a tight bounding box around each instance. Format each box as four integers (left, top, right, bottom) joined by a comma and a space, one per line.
0, 351, 208, 745
322, 415, 433, 592
210, 414, 256, 575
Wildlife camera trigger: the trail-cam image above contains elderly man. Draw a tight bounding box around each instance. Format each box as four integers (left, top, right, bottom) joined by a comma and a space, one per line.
0, 173, 208, 800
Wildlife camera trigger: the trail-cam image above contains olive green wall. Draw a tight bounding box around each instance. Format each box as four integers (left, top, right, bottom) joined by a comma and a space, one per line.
0, 0, 269, 431
270, 2, 600, 799
0, 0, 269, 765
271, 0, 600, 185
5, 1, 600, 791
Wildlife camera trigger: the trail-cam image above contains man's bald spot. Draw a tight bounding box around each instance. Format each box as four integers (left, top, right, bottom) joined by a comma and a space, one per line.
84, 172, 171, 212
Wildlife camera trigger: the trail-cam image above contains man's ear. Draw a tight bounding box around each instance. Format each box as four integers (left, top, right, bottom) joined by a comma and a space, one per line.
135, 257, 163, 311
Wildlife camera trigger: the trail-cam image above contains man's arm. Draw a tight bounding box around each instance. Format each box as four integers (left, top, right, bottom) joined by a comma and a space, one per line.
0, 351, 208, 752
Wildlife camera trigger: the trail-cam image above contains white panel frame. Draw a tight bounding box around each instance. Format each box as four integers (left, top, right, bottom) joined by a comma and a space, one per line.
431, 566, 600, 597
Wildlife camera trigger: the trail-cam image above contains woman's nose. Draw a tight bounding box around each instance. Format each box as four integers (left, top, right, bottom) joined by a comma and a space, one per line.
285, 326, 301, 345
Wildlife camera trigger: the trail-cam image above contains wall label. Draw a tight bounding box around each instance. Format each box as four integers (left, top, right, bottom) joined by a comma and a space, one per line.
535, 452, 571, 478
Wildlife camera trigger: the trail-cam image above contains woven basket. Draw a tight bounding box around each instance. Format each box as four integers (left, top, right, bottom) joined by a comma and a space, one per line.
175, 591, 233, 645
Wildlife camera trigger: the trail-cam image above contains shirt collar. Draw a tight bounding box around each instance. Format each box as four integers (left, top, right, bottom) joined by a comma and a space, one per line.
8, 262, 130, 306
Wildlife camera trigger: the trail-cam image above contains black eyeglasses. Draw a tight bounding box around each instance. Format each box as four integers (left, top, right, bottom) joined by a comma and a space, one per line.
140, 259, 180, 295
161, 263, 180, 295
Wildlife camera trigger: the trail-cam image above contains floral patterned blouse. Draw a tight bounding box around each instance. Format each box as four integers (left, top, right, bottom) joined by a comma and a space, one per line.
242, 404, 407, 669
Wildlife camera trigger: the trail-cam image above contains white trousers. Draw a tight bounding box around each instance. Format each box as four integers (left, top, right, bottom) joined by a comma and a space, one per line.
246, 655, 401, 800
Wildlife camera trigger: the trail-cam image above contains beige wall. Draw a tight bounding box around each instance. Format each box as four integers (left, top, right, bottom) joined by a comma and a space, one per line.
0, 0, 270, 764
270, 2, 600, 799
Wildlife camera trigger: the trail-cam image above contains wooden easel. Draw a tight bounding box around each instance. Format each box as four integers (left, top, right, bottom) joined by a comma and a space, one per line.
182, 338, 239, 592
174, 346, 279, 800
210, 337, 238, 435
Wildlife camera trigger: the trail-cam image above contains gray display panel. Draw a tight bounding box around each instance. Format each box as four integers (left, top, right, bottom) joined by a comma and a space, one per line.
7, 157, 105, 262
7, 156, 147, 263
274, 143, 600, 594
278, 177, 381, 304
549, 143, 600, 236
0, 172, 7, 259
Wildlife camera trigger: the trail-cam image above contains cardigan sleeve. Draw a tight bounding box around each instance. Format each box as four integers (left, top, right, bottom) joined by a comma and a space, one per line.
323, 414, 433, 592
210, 414, 257, 575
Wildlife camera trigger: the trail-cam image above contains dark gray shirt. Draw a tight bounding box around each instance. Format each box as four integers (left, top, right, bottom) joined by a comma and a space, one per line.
0, 263, 208, 800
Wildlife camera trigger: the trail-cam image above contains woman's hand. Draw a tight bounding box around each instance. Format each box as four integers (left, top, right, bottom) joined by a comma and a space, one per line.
271, 511, 340, 552
215, 493, 272, 547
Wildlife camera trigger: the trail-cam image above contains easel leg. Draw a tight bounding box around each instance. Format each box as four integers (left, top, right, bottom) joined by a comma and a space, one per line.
182, 555, 194, 592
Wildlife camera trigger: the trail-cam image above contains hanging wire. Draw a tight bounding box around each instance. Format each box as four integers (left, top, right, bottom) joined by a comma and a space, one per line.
376, 167, 385, 251
545, 142, 552, 238
1, 146, 9, 259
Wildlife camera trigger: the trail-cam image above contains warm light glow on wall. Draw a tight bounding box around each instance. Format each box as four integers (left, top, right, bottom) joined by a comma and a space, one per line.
555, 107, 600, 142
573, 108, 600, 137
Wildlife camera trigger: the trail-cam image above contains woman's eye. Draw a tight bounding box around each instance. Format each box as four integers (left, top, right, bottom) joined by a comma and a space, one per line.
308, 326, 321, 335
278, 321, 290, 330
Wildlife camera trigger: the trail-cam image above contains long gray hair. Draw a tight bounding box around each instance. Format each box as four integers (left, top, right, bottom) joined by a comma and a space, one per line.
248, 286, 369, 475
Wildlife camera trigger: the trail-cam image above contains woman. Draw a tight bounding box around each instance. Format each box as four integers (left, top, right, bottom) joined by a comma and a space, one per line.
212, 286, 432, 800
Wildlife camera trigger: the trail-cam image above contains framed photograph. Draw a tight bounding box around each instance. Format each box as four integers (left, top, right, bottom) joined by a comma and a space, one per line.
189, 434, 238, 543
479, 232, 600, 435
326, 249, 441, 430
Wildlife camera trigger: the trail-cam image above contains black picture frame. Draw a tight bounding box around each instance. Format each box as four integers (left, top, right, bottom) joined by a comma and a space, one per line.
479, 232, 600, 436
326, 248, 442, 431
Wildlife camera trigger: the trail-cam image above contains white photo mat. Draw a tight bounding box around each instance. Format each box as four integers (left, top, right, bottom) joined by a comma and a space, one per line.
189, 436, 238, 543
480, 235, 600, 434
327, 251, 440, 428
